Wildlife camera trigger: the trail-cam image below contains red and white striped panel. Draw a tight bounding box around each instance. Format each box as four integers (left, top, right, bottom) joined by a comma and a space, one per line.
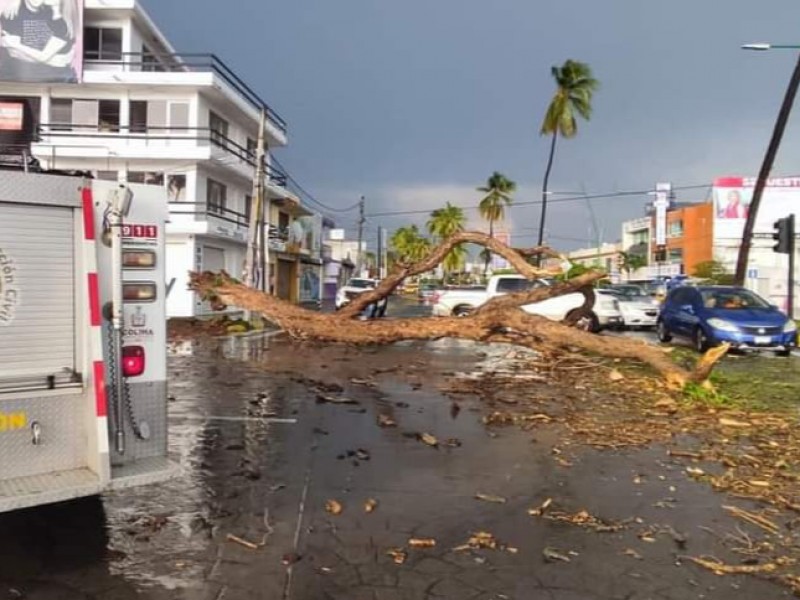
81, 184, 110, 474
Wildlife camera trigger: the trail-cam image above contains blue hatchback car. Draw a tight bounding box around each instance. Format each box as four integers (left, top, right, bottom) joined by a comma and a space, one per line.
657, 285, 797, 356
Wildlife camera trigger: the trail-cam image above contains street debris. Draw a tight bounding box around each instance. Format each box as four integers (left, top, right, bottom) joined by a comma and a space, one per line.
542, 547, 572, 563
718, 417, 751, 429
528, 501, 626, 533
622, 548, 643, 560
378, 414, 397, 428
316, 393, 359, 405
722, 505, 780, 535
325, 499, 343, 516
453, 531, 518, 554
608, 369, 625, 382
408, 538, 437, 548
282, 552, 303, 566
364, 498, 378, 513
226, 534, 259, 550
475, 493, 507, 504
350, 378, 376, 387
684, 555, 781, 575
444, 437, 462, 448
483, 411, 553, 427
418, 433, 439, 448
387, 548, 408, 565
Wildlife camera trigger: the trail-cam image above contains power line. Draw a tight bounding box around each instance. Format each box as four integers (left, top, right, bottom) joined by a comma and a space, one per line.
271, 157, 361, 214
365, 184, 711, 218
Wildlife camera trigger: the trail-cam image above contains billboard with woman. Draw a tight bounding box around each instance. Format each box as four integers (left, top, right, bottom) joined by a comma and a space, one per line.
0, 0, 83, 83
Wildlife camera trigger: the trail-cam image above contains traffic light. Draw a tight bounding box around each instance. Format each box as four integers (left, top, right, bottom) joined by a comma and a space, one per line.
773, 215, 795, 254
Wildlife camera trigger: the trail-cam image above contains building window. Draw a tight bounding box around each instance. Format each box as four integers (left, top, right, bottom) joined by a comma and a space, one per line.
128, 171, 164, 185
209, 111, 229, 147
50, 98, 72, 130
207, 179, 227, 215
244, 194, 253, 223
84, 27, 123, 61
95, 170, 118, 181
246, 137, 257, 161
668, 221, 684, 238
278, 211, 290, 233
141, 45, 166, 72
668, 248, 683, 263
98, 100, 120, 131
130, 100, 148, 133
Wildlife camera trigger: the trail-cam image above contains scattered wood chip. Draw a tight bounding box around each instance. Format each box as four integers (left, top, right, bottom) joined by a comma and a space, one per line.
608, 369, 625, 382
408, 538, 437, 548
325, 499, 343, 516
378, 414, 397, 428
685, 556, 778, 575
387, 548, 407, 564
364, 499, 378, 513
475, 493, 507, 504
718, 418, 751, 429
543, 547, 571, 563
686, 467, 705, 477
723, 505, 780, 534
418, 433, 439, 448
316, 394, 359, 405
623, 548, 643, 560
226, 534, 259, 550
528, 498, 553, 516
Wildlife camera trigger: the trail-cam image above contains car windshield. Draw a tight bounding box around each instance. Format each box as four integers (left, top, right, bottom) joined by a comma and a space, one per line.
421, 283, 437, 291
612, 286, 648, 299
496, 278, 537, 293
700, 289, 771, 310
348, 279, 375, 289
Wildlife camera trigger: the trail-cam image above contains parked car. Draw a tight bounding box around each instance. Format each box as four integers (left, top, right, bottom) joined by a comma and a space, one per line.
431, 274, 622, 333
603, 284, 660, 330
335, 277, 388, 317
418, 282, 439, 303
657, 285, 797, 356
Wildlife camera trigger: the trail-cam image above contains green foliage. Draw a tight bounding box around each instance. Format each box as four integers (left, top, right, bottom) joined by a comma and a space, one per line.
477, 172, 516, 236
541, 60, 599, 139
682, 381, 733, 409
390, 225, 432, 263
619, 251, 647, 274
692, 260, 735, 285
427, 202, 466, 240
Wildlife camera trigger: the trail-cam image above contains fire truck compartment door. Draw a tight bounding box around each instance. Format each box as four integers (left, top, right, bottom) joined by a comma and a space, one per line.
0, 202, 77, 392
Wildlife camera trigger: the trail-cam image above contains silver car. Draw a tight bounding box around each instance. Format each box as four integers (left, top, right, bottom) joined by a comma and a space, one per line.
604, 285, 660, 330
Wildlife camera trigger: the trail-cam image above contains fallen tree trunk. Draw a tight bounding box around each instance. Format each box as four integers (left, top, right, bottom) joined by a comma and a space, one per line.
189, 232, 725, 389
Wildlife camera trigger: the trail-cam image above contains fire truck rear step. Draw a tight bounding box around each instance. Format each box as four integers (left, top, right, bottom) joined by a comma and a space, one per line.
110, 457, 179, 491
0, 468, 102, 513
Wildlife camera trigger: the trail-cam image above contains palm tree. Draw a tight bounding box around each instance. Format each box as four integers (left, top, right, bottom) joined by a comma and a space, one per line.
427, 202, 466, 280
426, 202, 466, 241
390, 225, 431, 263
477, 172, 516, 273
538, 60, 599, 247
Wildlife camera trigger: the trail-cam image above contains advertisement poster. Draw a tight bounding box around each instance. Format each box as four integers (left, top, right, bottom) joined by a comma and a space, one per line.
713, 177, 800, 239
0, 0, 83, 83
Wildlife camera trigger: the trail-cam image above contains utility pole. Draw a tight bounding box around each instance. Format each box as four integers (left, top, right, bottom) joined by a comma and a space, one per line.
734, 52, 800, 286
356, 195, 365, 276
245, 109, 267, 291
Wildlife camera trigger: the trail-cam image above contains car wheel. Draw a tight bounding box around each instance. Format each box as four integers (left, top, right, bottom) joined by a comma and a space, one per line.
656, 320, 672, 343
693, 327, 711, 353
776, 348, 792, 357
453, 305, 474, 318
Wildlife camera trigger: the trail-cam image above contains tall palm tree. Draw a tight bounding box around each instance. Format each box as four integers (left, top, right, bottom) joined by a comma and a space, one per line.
477, 172, 516, 273
538, 60, 599, 247
427, 202, 466, 280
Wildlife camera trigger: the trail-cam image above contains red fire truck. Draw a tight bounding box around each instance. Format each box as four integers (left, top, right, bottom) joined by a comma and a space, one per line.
0, 170, 175, 512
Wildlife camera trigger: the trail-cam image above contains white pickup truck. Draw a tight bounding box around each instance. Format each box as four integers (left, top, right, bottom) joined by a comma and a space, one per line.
430, 274, 622, 332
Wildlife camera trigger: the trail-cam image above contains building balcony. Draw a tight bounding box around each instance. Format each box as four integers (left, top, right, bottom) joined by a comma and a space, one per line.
167, 202, 251, 243
32, 124, 289, 186
82, 52, 287, 143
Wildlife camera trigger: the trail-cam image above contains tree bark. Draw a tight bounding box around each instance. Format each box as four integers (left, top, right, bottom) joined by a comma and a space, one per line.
538, 132, 559, 249
189, 231, 718, 389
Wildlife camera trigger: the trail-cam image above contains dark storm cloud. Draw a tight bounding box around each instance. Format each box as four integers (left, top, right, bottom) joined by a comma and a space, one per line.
145, 0, 800, 248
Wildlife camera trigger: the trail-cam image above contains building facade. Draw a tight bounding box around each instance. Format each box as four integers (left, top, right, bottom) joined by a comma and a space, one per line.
0, 0, 316, 317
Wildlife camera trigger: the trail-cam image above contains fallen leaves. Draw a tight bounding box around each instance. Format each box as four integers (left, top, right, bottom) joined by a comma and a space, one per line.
387, 548, 407, 565
542, 547, 573, 563
377, 414, 397, 428
528, 501, 626, 533
418, 433, 439, 448
453, 531, 518, 554
684, 555, 779, 575
718, 417, 751, 429
608, 369, 625, 382
723, 505, 780, 535
316, 394, 359, 405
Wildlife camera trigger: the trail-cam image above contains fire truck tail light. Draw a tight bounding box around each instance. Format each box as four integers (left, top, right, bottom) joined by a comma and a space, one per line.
123, 282, 157, 302
122, 346, 146, 377
123, 250, 156, 269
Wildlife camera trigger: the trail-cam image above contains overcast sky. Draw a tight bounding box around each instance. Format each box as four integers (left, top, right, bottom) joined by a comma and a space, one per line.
145, 0, 800, 250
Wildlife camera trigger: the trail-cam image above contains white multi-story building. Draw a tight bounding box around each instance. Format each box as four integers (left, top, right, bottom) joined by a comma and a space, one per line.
0, 0, 311, 317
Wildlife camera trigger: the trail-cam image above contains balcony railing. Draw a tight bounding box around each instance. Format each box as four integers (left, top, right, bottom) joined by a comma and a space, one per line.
35, 124, 287, 186
168, 202, 302, 244
84, 52, 287, 135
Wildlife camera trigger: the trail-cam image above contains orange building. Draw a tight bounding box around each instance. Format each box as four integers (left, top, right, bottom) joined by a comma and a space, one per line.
652, 203, 714, 276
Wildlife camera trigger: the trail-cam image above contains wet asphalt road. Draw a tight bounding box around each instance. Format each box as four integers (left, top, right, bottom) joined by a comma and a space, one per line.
0, 299, 794, 599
